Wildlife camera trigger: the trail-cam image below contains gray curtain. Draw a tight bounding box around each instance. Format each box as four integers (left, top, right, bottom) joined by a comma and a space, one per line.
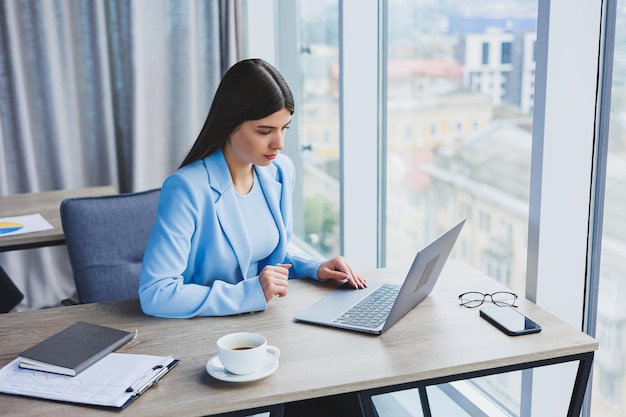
0, 0, 241, 311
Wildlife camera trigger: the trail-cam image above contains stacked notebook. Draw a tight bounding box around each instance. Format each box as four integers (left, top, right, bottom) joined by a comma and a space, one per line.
19, 321, 135, 376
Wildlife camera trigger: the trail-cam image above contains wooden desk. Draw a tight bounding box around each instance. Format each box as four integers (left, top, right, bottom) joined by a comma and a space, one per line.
0, 186, 117, 252
0, 260, 597, 417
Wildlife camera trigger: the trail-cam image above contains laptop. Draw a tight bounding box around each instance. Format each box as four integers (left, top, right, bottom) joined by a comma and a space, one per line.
294, 219, 465, 335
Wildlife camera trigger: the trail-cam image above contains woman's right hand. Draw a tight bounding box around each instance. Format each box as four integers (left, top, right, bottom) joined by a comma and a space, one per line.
259, 263, 291, 302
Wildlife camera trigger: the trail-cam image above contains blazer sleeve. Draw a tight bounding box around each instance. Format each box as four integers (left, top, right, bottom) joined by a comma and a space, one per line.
138, 170, 267, 318
285, 251, 323, 281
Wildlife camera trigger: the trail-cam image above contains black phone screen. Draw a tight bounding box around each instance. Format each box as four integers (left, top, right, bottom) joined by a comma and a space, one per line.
479, 305, 542, 336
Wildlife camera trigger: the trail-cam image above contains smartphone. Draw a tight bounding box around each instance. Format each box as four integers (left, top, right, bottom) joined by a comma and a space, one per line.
479, 305, 542, 336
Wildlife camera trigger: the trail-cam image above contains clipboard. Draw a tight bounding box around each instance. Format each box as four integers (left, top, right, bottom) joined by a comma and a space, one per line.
122, 357, 181, 408
0, 353, 180, 409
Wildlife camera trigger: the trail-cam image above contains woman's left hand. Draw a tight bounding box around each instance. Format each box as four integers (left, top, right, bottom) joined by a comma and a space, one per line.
317, 256, 367, 289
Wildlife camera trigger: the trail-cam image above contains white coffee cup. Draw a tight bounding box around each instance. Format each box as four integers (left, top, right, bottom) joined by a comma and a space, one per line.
216, 332, 280, 375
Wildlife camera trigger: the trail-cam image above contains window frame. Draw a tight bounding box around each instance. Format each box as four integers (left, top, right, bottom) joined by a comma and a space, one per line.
526, 1, 603, 413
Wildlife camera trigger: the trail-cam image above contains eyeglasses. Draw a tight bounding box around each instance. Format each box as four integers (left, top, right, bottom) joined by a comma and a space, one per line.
458, 291, 518, 308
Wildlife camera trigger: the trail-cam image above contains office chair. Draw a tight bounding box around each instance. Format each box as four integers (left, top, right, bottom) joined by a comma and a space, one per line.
60, 188, 160, 304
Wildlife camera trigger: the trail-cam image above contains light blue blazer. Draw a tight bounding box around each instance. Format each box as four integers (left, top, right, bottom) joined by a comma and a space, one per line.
139, 150, 322, 318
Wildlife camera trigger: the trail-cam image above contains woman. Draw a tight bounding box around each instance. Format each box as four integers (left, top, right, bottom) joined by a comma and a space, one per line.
139, 58, 366, 319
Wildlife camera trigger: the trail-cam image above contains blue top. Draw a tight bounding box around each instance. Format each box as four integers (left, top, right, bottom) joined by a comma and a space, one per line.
138, 149, 322, 318
236, 170, 279, 277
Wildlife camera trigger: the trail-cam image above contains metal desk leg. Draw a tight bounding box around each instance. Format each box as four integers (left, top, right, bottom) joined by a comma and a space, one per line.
567, 352, 594, 417
358, 392, 379, 417
418, 386, 432, 417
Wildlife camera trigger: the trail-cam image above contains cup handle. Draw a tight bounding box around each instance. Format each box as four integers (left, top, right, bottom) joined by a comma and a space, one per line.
266, 345, 280, 360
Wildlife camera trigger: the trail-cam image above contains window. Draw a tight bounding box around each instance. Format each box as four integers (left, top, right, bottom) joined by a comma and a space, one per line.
501, 41, 512, 64
385, 0, 535, 413
244, 0, 615, 415
482, 42, 490, 65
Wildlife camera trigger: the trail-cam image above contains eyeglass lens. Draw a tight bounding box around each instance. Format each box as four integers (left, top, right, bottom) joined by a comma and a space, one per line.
458, 291, 518, 308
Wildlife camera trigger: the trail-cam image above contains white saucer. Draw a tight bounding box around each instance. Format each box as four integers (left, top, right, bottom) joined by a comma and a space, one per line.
206, 353, 279, 382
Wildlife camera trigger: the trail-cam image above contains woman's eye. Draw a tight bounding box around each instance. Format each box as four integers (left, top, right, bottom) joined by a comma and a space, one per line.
259, 130, 271, 135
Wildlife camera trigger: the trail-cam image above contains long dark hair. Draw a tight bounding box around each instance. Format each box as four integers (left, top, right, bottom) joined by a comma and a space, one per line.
179, 59, 295, 168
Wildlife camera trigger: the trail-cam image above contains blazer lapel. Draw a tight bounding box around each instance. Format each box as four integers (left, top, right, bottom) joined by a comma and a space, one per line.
203, 151, 252, 279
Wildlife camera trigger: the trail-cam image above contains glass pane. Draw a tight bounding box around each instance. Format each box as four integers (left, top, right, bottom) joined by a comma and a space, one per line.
592, 2, 626, 416
386, 0, 537, 413
297, 0, 340, 257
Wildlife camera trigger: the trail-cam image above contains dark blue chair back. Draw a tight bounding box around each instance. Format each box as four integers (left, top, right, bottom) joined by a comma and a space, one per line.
60, 188, 160, 304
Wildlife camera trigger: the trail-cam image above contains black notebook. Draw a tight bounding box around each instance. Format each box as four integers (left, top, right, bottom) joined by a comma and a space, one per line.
18, 321, 134, 376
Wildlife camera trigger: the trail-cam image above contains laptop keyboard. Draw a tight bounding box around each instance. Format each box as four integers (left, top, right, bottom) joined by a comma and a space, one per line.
333, 284, 400, 329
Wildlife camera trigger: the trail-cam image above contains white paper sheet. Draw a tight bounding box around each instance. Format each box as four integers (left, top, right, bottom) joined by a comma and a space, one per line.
0, 213, 54, 237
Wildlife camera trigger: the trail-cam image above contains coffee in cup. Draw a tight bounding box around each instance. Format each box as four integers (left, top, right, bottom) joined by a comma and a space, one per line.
216, 332, 280, 375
